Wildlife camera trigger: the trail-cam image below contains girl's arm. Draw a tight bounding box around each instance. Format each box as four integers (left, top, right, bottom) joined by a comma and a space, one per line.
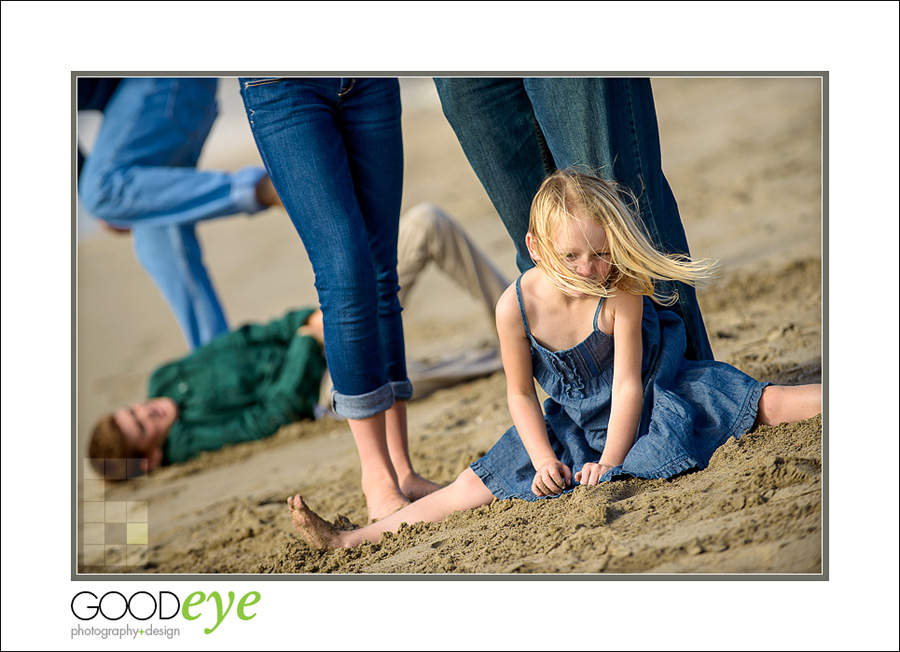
604, 291, 644, 463
496, 285, 572, 495
576, 291, 644, 484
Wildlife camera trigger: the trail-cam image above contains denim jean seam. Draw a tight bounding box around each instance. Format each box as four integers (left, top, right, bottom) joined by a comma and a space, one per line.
242, 78, 285, 89
622, 81, 655, 239
240, 88, 278, 198
530, 111, 554, 176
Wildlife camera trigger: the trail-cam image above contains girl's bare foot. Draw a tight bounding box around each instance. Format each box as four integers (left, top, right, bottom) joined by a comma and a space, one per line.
287, 495, 345, 549
400, 473, 444, 501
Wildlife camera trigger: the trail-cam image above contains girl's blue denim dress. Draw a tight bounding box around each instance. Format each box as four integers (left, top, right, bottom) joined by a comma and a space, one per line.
470, 277, 769, 501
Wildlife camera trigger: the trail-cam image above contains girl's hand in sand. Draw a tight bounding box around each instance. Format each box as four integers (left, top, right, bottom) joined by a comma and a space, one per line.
532, 459, 572, 496
575, 462, 615, 486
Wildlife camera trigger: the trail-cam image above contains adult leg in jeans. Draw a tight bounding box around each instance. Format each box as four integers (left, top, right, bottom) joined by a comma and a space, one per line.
132, 223, 229, 349
319, 202, 508, 404
434, 78, 551, 274
79, 77, 271, 347
240, 77, 438, 521
434, 77, 714, 361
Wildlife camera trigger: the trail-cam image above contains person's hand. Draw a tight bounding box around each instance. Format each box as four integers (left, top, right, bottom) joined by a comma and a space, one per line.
297, 309, 325, 347
139, 447, 164, 474
255, 174, 283, 208
531, 459, 572, 496
575, 461, 615, 486
99, 221, 131, 235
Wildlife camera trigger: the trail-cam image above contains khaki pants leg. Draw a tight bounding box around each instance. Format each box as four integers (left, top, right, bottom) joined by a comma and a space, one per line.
396, 202, 509, 324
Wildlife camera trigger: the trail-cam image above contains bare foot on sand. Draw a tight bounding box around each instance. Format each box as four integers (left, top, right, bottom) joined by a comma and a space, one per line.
366, 490, 410, 523
288, 495, 344, 549
400, 473, 444, 501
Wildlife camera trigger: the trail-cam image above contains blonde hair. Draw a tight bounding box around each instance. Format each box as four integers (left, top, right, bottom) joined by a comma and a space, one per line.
528, 168, 717, 304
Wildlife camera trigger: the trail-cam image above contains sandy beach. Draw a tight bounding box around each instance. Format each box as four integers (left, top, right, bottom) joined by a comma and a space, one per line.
76, 76, 823, 575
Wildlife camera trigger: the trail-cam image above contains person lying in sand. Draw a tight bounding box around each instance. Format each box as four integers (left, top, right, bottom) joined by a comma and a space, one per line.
287, 169, 823, 547
90, 307, 326, 478
89, 204, 509, 493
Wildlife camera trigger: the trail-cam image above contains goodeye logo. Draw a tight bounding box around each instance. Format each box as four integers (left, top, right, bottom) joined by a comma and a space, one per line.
70, 590, 260, 638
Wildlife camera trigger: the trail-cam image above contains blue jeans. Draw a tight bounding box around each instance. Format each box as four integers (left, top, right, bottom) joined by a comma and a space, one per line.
78, 78, 268, 348
239, 77, 410, 419
131, 224, 229, 348
434, 77, 714, 362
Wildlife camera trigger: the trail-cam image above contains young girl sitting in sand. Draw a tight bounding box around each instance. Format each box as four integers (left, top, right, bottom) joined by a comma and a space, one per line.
288, 169, 822, 549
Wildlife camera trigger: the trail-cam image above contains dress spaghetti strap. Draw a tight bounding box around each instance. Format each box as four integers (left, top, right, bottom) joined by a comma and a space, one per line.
514, 275, 532, 337
593, 294, 606, 332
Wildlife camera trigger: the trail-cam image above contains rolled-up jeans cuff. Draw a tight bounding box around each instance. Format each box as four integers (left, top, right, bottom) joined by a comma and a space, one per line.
331, 380, 413, 420
231, 166, 268, 214
391, 379, 414, 402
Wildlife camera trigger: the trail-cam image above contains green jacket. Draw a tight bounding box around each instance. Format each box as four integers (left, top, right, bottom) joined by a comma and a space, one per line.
148, 309, 327, 464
